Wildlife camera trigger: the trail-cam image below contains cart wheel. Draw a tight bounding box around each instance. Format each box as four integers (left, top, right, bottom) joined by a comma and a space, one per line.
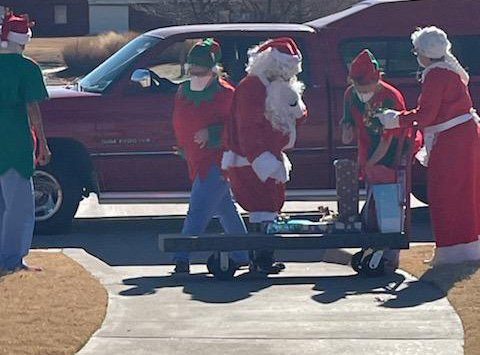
361, 254, 386, 277
351, 251, 364, 274
207, 254, 237, 281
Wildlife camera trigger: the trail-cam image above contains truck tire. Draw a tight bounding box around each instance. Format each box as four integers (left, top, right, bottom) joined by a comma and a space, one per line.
412, 184, 428, 204
33, 165, 82, 235
411, 161, 428, 204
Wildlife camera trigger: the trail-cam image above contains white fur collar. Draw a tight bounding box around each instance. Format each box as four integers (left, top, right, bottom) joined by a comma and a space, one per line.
422, 61, 468, 85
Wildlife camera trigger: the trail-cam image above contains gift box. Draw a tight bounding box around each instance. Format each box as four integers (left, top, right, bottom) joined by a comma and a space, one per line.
371, 183, 403, 233
334, 159, 359, 222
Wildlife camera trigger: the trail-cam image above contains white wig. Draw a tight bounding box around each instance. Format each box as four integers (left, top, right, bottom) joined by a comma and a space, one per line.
412, 26, 469, 85
246, 46, 302, 81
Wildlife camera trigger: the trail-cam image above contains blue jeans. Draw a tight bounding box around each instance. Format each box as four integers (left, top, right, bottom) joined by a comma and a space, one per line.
174, 166, 248, 263
0, 169, 35, 271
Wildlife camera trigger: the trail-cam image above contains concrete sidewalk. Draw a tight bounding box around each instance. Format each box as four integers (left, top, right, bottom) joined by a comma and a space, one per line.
66, 249, 463, 355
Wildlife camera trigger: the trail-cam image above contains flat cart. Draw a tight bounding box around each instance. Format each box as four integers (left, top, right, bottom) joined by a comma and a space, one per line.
159, 140, 413, 281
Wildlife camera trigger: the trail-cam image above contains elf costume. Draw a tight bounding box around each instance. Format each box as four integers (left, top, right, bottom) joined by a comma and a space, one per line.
342, 50, 423, 271
0, 12, 48, 273
342, 49, 420, 179
222, 37, 307, 224
377, 27, 480, 265
171, 38, 248, 273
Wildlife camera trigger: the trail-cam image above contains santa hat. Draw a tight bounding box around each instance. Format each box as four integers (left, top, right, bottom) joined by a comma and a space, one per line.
0, 12, 34, 48
349, 49, 381, 85
187, 38, 221, 69
255, 37, 302, 73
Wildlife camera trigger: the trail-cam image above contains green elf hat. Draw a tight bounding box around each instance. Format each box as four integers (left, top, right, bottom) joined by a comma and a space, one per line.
187, 38, 222, 69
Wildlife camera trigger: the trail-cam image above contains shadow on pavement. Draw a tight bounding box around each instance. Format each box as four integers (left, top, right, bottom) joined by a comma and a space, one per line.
381, 261, 480, 309
119, 272, 414, 305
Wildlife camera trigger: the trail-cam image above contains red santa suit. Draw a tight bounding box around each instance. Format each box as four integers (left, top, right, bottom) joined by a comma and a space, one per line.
378, 27, 480, 264
222, 38, 307, 223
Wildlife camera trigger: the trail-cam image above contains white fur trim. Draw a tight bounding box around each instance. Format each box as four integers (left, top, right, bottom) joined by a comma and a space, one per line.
249, 211, 277, 223
268, 48, 302, 73
251, 152, 283, 183
221, 150, 250, 170
422, 58, 469, 86
0, 41, 7, 48
247, 47, 302, 80
431, 239, 480, 266
7, 29, 32, 45
270, 152, 292, 183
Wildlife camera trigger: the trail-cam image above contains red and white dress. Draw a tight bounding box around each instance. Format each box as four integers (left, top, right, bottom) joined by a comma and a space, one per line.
399, 63, 480, 261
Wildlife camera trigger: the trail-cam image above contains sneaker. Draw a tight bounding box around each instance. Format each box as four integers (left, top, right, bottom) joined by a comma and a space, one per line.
174, 260, 190, 274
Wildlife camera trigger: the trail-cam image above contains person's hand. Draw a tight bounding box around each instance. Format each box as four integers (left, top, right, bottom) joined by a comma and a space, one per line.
37, 141, 51, 166
342, 124, 354, 144
194, 128, 209, 148
374, 109, 400, 129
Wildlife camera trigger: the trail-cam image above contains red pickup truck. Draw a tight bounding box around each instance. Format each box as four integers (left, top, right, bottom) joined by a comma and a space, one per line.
35, 0, 480, 233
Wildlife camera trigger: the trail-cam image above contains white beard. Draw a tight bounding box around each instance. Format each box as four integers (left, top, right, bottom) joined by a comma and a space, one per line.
264, 77, 306, 149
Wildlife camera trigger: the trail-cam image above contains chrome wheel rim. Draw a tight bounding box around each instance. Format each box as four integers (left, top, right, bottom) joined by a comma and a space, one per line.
33, 170, 63, 221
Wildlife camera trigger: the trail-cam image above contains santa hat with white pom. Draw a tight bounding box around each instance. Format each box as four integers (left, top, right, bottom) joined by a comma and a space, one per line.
0, 11, 34, 48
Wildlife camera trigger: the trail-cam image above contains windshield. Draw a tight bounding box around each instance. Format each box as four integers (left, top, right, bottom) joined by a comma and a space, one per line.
79, 35, 162, 93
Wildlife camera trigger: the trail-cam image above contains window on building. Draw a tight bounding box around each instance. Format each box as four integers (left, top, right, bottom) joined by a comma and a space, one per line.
54, 5, 68, 25
340, 36, 480, 78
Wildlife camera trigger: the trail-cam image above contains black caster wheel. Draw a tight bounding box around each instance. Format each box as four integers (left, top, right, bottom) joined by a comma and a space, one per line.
361, 254, 386, 277
207, 254, 237, 281
351, 251, 364, 274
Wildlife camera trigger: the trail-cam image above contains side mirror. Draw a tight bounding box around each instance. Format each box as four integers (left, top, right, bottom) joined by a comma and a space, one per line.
130, 69, 151, 88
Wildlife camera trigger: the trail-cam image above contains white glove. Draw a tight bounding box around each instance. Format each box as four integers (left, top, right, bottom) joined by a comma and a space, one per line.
375, 109, 400, 129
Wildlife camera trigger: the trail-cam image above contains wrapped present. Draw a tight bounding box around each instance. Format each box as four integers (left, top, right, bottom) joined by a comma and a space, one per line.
333, 159, 359, 222
266, 218, 362, 235
371, 183, 403, 233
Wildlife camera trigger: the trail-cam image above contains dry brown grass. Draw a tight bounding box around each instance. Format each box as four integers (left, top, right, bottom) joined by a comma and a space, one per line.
24, 37, 75, 67
0, 252, 107, 355
400, 245, 480, 355
62, 32, 138, 75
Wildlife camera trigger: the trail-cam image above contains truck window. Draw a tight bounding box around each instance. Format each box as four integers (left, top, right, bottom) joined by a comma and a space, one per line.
217, 36, 310, 86
340, 39, 416, 78
145, 38, 201, 84
340, 36, 479, 78
452, 36, 480, 75
79, 35, 161, 93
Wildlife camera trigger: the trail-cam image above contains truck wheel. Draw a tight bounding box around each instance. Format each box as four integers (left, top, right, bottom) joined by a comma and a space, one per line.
411, 162, 428, 204
412, 184, 428, 204
33, 166, 82, 234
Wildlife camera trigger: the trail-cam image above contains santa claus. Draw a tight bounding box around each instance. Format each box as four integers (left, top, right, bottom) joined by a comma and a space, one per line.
222, 37, 307, 273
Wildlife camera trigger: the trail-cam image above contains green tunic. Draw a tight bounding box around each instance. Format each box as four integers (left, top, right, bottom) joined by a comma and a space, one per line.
0, 54, 49, 179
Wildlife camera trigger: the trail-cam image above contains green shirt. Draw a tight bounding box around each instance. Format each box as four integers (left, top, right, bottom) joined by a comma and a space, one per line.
0, 54, 49, 178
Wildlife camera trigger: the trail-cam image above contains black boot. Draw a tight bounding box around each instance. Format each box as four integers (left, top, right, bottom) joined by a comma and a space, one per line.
255, 250, 285, 274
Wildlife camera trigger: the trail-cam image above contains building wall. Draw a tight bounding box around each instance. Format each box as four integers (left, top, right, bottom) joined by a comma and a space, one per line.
1, 0, 89, 36
89, 4, 129, 34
